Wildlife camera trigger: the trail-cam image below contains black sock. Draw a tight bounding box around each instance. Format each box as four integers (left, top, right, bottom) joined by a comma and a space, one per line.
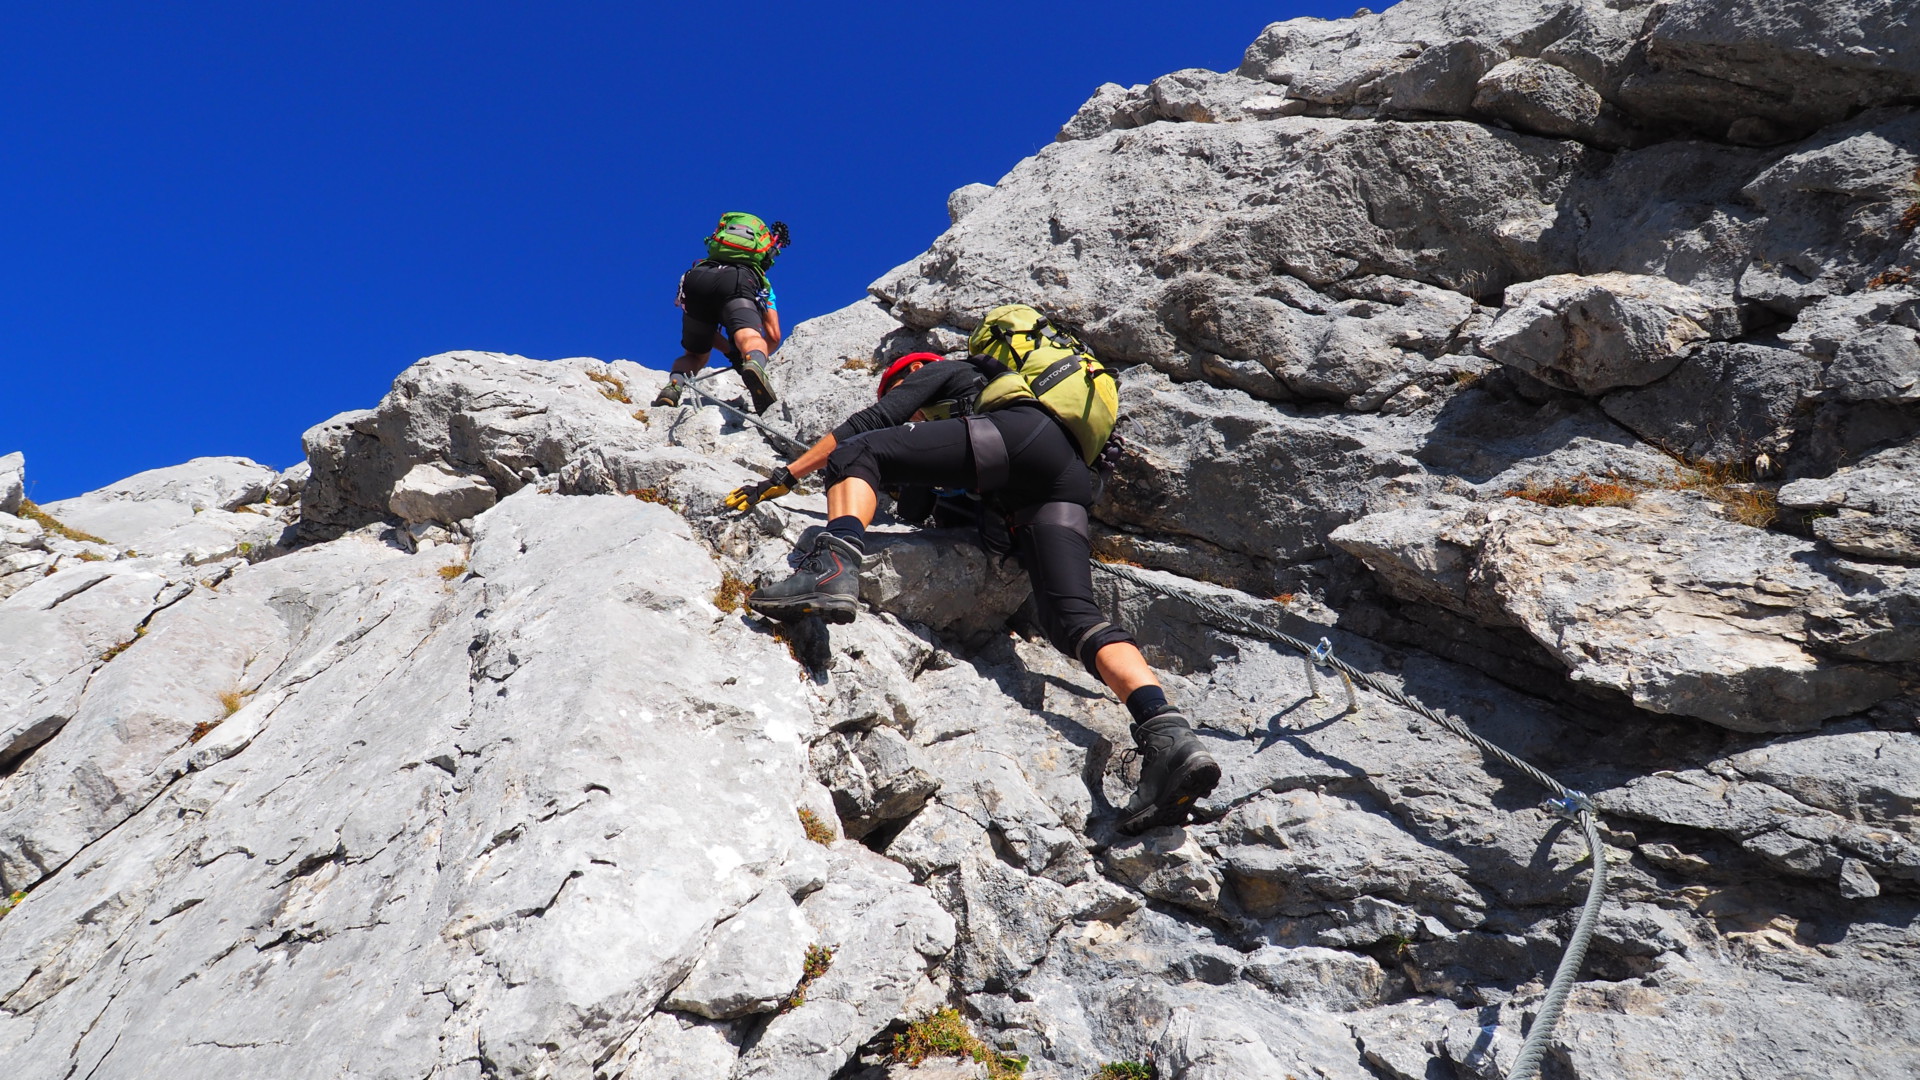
737, 348, 769, 369
823, 516, 866, 554
1125, 685, 1174, 726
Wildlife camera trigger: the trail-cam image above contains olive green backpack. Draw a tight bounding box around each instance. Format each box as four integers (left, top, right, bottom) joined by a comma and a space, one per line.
968, 304, 1120, 465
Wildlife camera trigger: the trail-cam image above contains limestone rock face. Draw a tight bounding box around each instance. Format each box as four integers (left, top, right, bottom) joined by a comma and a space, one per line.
1479, 273, 1729, 394
40, 456, 279, 546
387, 460, 498, 525
1779, 438, 1920, 563
7, 3, 1920, 1079
0, 452, 22, 515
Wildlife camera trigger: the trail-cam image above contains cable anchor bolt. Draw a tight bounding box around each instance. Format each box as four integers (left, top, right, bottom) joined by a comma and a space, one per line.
1305, 637, 1359, 713
1544, 790, 1596, 820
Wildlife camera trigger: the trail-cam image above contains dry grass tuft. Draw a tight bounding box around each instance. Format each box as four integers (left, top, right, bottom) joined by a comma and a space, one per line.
1868, 266, 1914, 289
1505, 473, 1638, 508
892, 1008, 1027, 1079
189, 720, 220, 744
631, 408, 650, 425
624, 487, 682, 513
586, 369, 632, 403
100, 625, 148, 663
77, 550, 106, 562
766, 621, 809, 671
1093, 551, 1146, 568
17, 499, 109, 544
439, 563, 468, 581
713, 571, 754, 614
217, 688, 248, 717
783, 944, 836, 1010
798, 807, 835, 846
1665, 458, 1780, 528
1452, 368, 1486, 388
840, 356, 877, 372
1272, 593, 1296, 607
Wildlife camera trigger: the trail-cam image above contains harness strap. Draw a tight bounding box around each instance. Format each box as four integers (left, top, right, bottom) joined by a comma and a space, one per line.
1070, 619, 1115, 671
964, 415, 1010, 493
1009, 500, 1090, 537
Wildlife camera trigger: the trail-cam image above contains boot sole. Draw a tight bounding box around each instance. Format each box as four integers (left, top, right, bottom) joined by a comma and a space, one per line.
748, 592, 857, 624
1117, 751, 1221, 836
740, 367, 777, 415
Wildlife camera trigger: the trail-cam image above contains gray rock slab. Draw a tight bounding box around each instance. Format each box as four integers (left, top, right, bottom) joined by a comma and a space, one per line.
1480, 272, 1728, 394
1602, 341, 1819, 466
735, 845, 955, 1080
810, 725, 941, 841
1334, 495, 1906, 729
0, 452, 22, 515
1780, 438, 1920, 562
42, 456, 277, 547
664, 886, 812, 1019
1473, 57, 1617, 145
388, 460, 498, 525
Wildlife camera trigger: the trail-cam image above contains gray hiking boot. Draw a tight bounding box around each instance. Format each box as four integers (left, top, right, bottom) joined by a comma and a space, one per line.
651, 380, 684, 408
733, 351, 777, 415
1117, 711, 1220, 835
748, 534, 862, 624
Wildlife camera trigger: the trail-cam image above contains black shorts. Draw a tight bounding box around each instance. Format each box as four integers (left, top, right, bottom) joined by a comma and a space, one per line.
678, 262, 767, 353
824, 408, 1133, 673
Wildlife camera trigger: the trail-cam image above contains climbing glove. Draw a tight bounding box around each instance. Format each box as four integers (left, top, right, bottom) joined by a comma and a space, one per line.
724, 466, 796, 512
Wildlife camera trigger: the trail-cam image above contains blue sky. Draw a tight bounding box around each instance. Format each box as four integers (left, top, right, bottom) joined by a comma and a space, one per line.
4, 1, 1358, 500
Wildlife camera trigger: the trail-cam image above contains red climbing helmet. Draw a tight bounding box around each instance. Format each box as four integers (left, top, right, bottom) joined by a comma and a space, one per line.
877, 352, 942, 398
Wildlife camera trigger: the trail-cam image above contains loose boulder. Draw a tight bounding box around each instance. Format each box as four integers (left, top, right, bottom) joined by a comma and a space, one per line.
387, 461, 498, 525
1479, 273, 1731, 394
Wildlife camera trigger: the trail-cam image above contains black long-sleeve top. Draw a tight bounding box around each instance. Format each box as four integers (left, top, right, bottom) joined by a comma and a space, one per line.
830, 358, 992, 442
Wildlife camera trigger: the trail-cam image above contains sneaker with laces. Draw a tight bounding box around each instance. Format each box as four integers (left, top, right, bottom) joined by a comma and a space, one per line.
1117, 710, 1220, 835
747, 534, 862, 623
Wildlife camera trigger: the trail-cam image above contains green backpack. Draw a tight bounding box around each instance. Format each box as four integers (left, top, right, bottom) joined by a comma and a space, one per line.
968, 304, 1120, 466
704, 212, 780, 271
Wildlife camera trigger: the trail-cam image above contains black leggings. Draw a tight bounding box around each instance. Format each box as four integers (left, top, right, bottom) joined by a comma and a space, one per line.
825, 407, 1136, 674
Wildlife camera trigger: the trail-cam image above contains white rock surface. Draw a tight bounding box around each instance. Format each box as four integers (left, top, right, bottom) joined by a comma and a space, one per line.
0, 452, 22, 515
388, 460, 499, 524
40, 456, 278, 547
6, 4, 1920, 1079
1480, 272, 1729, 394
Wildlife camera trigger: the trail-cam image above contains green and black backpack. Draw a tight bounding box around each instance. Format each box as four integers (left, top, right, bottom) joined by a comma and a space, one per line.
968, 304, 1120, 466
703, 212, 785, 272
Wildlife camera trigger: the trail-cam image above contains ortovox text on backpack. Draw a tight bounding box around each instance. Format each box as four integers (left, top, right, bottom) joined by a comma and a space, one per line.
968, 304, 1120, 466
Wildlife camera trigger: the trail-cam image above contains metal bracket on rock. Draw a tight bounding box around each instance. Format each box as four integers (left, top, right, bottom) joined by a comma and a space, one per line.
1544, 791, 1596, 821
1305, 635, 1359, 715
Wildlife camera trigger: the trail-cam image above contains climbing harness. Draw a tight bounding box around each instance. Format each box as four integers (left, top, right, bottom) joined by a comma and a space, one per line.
1089, 559, 1608, 1080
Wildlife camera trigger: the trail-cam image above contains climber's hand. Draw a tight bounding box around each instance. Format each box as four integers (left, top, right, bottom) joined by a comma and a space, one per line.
724, 467, 796, 512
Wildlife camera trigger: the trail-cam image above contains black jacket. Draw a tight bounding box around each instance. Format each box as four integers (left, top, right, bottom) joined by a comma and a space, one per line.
831, 358, 994, 442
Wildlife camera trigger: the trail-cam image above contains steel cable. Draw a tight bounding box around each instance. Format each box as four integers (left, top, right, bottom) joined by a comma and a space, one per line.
1090, 559, 1608, 1080
679, 393, 1606, 1078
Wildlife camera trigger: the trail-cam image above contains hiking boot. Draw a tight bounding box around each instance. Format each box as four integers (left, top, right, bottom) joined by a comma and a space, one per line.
734, 351, 778, 414
651, 380, 683, 408
748, 534, 862, 624
1117, 711, 1220, 835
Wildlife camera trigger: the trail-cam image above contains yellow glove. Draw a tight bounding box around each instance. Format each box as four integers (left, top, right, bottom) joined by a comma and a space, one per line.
724, 467, 796, 512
